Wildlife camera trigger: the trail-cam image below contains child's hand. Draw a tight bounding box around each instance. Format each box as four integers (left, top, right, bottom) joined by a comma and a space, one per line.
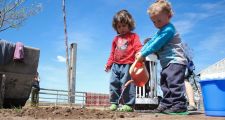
135, 52, 140, 59
136, 52, 144, 62
104, 65, 111, 72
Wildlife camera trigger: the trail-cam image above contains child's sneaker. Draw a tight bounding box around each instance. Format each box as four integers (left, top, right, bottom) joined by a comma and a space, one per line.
152, 105, 168, 113
187, 105, 197, 111
109, 104, 118, 111
163, 106, 188, 115
118, 105, 133, 112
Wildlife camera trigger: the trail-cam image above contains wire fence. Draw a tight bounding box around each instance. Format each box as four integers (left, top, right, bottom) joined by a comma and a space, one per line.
36, 88, 86, 107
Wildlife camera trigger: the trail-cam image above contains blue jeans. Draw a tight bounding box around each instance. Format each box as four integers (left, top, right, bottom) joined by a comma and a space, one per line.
109, 63, 135, 106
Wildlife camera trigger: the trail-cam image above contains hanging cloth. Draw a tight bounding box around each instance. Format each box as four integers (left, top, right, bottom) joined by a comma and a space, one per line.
13, 42, 24, 62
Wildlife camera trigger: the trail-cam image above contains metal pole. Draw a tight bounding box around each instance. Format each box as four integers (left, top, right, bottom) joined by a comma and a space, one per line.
62, 0, 71, 104
70, 43, 77, 103
55, 91, 59, 106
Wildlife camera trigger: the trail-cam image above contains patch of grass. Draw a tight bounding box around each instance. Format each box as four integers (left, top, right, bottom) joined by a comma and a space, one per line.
12, 106, 22, 113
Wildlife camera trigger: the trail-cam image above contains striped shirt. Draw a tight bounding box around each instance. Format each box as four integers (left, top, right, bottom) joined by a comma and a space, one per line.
141, 23, 187, 68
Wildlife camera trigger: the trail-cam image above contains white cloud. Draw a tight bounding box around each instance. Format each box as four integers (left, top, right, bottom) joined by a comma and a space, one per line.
200, 1, 225, 11
68, 32, 95, 52
175, 1, 225, 35
197, 30, 225, 53
38, 65, 68, 89
57, 55, 66, 62
198, 1, 225, 17
53, 31, 96, 53
175, 13, 210, 35
174, 20, 194, 35
173, 1, 225, 73
193, 25, 225, 72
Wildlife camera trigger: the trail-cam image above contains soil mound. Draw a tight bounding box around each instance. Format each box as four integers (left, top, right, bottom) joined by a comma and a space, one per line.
0, 106, 138, 119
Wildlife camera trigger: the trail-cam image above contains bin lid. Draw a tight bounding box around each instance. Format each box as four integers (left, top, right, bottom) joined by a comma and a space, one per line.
199, 78, 225, 83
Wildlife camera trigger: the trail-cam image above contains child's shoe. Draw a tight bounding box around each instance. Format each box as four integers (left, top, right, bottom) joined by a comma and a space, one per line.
163, 106, 188, 115
152, 105, 168, 113
109, 104, 118, 111
187, 105, 197, 111
118, 105, 133, 112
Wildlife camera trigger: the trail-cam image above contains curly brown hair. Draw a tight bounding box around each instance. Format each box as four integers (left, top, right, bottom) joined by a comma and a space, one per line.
112, 9, 135, 34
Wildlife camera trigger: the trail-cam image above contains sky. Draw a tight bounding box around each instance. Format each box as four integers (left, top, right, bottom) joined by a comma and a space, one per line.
1, 0, 225, 94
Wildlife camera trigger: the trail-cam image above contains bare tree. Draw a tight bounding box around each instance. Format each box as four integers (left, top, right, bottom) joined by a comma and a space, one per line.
61, 0, 71, 104
0, 0, 42, 32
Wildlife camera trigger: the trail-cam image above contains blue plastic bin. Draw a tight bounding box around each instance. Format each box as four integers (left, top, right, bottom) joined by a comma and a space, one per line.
199, 79, 225, 117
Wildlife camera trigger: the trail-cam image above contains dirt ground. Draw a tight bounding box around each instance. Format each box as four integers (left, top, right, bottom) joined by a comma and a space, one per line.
0, 107, 224, 120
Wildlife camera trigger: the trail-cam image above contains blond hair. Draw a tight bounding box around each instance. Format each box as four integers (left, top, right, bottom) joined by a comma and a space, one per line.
147, 0, 173, 17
